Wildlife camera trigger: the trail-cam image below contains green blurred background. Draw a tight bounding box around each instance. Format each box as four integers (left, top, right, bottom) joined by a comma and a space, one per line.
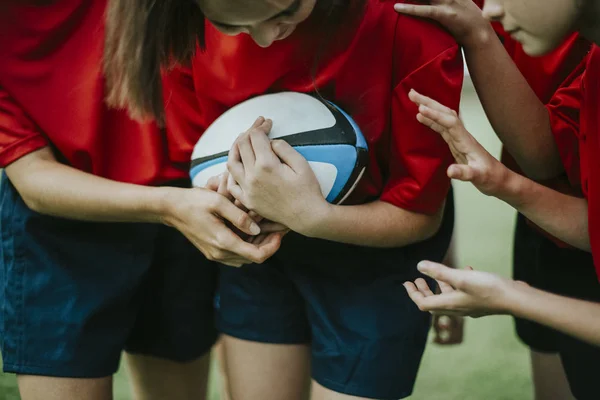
0, 80, 534, 399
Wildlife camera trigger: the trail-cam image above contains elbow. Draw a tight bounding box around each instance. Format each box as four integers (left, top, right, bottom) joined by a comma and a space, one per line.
19, 191, 46, 214
418, 211, 444, 242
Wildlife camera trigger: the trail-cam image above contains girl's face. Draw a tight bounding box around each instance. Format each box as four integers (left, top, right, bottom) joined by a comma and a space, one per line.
201, 0, 317, 48
482, 0, 582, 56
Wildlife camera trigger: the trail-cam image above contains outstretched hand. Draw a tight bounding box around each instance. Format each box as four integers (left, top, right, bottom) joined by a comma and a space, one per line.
409, 89, 510, 197
404, 261, 525, 318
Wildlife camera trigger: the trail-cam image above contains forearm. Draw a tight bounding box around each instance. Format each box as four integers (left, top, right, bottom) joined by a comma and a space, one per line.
5, 148, 172, 223
299, 200, 443, 248
507, 285, 600, 347
465, 28, 562, 179
498, 170, 589, 250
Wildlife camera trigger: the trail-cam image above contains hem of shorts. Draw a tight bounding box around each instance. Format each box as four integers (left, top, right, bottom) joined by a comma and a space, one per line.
124, 331, 219, 363
2, 363, 115, 378
313, 375, 413, 400
217, 324, 309, 345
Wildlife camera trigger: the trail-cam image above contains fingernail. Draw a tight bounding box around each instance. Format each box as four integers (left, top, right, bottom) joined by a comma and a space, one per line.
417, 261, 427, 271
250, 222, 261, 235
394, 3, 406, 9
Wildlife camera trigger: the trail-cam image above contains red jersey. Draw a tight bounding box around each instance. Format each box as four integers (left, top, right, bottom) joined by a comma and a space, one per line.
580, 45, 600, 278
163, 0, 464, 214
473, 0, 591, 246
0, 1, 184, 185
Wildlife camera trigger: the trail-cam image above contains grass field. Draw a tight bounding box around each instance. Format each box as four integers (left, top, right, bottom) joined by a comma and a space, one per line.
0, 81, 534, 399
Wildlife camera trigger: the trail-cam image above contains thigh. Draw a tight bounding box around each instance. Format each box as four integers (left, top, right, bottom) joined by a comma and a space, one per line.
18, 375, 112, 400
124, 225, 219, 363
125, 353, 211, 400
221, 335, 311, 400
0, 177, 156, 378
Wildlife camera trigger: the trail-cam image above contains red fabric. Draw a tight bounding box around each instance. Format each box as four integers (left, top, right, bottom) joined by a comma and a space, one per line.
0, 1, 184, 185
473, 0, 591, 246
163, 0, 464, 214
580, 46, 600, 278
546, 59, 588, 188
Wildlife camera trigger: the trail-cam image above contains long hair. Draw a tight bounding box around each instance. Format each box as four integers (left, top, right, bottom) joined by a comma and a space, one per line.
103, 0, 205, 125
103, 0, 365, 125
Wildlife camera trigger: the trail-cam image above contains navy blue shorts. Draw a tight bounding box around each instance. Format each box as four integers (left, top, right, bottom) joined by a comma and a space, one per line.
512, 213, 600, 400
0, 176, 218, 378
217, 194, 454, 399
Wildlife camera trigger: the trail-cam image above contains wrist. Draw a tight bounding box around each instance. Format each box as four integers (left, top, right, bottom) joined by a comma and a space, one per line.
501, 281, 533, 316
293, 200, 333, 237
494, 169, 532, 208
462, 23, 496, 51
150, 186, 183, 226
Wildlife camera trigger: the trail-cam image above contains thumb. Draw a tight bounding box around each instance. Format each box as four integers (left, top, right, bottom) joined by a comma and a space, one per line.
447, 164, 477, 182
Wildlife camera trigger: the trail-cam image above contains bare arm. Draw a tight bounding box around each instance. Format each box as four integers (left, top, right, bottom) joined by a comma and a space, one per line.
404, 262, 600, 348
5, 147, 280, 266
6, 147, 173, 222
499, 170, 589, 250
225, 120, 445, 248
410, 90, 589, 251
299, 199, 443, 248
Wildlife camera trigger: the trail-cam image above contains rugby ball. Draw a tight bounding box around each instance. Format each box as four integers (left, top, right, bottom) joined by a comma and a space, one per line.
190, 92, 368, 204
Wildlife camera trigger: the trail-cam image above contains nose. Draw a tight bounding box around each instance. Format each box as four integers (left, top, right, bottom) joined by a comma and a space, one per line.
249, 24, 281, 48
482, 0, 504, 22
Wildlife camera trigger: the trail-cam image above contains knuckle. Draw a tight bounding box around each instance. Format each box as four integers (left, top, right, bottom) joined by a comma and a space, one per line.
449, 116, 460, 126
207, 193, 223, 211
212, 248, 227, 260
254, 253, 268, 265
247, 173, 260, 187
256, 160, 274, 173
213, 232, 230, 249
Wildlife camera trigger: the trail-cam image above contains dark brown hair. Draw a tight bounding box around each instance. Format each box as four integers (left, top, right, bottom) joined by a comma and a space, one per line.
104, 0, 205, 125
103, 0, 364, 125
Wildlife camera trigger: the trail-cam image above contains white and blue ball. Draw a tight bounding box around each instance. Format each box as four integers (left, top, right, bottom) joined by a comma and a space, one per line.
190, 92, 368, 204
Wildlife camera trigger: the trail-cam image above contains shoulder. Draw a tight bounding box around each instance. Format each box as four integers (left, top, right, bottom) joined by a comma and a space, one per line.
363, 0, 459, 73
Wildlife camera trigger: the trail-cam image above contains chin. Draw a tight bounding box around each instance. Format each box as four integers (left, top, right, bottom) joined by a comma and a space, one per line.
520, 39, 560, 57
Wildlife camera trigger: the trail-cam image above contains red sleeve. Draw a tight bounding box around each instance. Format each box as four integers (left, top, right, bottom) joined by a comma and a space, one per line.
546, 57, 586, 187
0, 86, 49, 167
162, 64, 208, 164
381, 46, 464, 214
